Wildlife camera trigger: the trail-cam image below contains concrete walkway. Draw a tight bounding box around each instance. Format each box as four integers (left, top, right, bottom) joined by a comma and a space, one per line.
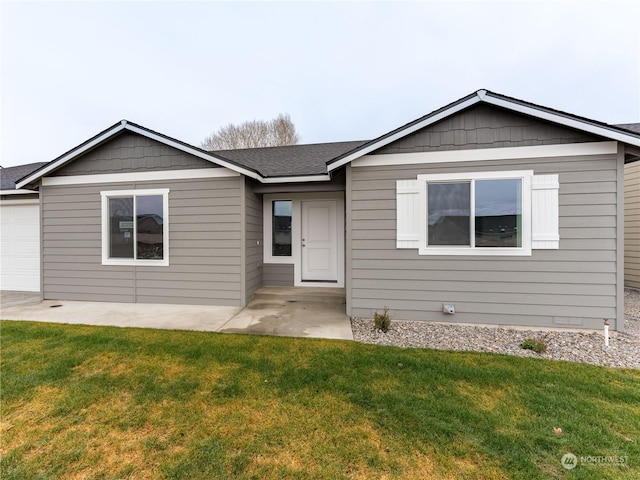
0, 288, 353, 340
219, 288, 353, 340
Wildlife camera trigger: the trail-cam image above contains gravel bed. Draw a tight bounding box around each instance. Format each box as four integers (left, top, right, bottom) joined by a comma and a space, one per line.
351, 288, 640, 369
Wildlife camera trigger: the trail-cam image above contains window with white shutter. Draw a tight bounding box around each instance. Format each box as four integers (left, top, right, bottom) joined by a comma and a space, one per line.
396, 170, 559, 256
531, 174, 560, 249
396, 180, 420, 248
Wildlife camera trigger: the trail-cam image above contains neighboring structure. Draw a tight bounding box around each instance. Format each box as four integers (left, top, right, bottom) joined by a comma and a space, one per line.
0, 162, 47, 291
620, 122, 640, 289
7, 90, 640, 331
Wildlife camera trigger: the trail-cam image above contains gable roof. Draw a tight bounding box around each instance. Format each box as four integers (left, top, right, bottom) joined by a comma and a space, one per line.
16, 120, 365, 188
326, 89, 640, 172
212, 141, 367, 178
14, 90, 640, 189
16, 120, 265, 189
1, 162, 48, 193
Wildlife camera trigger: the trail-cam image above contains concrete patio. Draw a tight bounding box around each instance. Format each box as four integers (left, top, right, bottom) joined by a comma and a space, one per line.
0, 287, 353, 340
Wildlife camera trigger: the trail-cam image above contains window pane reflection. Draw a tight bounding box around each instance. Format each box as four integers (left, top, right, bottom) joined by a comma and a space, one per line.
136, 195, 164, 259
109, 197, 134, 258
273, 200, 292, 256
428, 183, 470, 245
475, 179, 522, 247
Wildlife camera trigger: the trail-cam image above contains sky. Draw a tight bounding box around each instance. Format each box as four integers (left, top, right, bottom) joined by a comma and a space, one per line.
1, 0, 639, 168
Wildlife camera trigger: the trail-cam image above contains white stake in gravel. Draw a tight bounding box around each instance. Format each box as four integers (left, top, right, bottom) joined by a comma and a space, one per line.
604, 319, 610, 348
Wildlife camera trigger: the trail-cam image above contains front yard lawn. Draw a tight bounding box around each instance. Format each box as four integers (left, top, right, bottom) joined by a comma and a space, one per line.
1, 320, 638, 479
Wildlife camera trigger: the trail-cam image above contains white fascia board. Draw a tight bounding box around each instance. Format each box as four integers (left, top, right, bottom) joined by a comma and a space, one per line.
16, 123, 127, 189
0, 198, 40, 206
482, 95, 640, 148
260, 175, 332, 184
16, 121, 262, 189
41, 168, 239, 187
352, 141, 618, 168
326, 96, 481, 172
0, 189, 39, 195
123, 123, 262, 181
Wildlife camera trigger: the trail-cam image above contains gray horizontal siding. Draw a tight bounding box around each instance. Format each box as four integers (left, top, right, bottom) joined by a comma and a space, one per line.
348, 152, 621, 329
245, 179, 263, 301
52, 132, 216, 176
42, 176, 243, 306
374, 104, 599, 155
625, 161, 640, 288
263, 264, 294, 286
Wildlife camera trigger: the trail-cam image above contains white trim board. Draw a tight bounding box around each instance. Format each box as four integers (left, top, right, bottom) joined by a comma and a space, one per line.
0, 189, 39, 195
481, 94, 640, 148
261, 175, 331, 184
42, 168, 239, 186
0, 198, 40, 206
327, 89, 640, 172
352, 142, 618, 168
327, 95, 481, 172
124, 123, 261, 181
16, 120, 260, 189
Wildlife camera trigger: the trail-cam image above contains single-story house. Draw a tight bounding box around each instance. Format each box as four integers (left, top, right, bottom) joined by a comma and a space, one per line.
6, 89, 640, 331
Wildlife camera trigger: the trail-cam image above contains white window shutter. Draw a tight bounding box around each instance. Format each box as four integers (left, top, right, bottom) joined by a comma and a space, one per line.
396, 179, 420, 248
532, 174, 559, 249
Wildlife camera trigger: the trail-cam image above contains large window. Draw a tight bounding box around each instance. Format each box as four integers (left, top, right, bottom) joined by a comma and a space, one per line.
101, 189, 169, 266
418, 171, 532, 255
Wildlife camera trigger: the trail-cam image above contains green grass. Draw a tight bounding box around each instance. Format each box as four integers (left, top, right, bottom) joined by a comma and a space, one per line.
1, 321, 638, 479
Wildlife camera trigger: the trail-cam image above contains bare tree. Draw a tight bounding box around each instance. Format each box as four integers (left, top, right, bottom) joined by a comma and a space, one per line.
201, 113, 300, 150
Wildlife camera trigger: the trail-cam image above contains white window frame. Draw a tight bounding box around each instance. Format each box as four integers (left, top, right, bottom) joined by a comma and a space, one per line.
100, 188, 170, 266
263, 196, 296, 265
417, 170, 533, 256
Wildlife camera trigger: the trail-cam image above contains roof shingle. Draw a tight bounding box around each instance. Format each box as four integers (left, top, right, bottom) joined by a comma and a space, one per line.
211, 140, 368, 177
615, 123, 640, 134
1, 162, 48, 190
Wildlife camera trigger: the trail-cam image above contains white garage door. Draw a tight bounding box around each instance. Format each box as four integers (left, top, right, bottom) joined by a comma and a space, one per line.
0, 200, 40, 292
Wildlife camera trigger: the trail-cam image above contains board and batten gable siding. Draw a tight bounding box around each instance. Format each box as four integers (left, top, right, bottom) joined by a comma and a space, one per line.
348, 150, 621, 330
51, 132, 216, 176
244, 179, 263, 301
42, 176, 244, 306
625, 161, 640, 288
374, 104, 600, 155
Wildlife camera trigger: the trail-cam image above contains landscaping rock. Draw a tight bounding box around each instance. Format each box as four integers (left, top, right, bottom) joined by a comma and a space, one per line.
351, 288, 640, 369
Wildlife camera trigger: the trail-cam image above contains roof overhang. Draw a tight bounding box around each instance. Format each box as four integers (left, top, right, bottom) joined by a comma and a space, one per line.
0, 189, 39, 195
16, 120, 264, 189
625, 145, 640, 163
326, 89, 640, 172
260, 174, 331, 184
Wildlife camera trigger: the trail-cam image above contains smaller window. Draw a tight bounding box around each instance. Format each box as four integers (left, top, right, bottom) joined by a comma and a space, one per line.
101, 189, 169, 266
272, 200, 292, 256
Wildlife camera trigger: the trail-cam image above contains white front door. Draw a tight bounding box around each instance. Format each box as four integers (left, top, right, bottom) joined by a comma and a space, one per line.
301, 200, 338, 282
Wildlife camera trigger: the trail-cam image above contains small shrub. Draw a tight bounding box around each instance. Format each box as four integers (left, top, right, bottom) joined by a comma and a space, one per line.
374, 306, 392, 332
520, 338, 548, 354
